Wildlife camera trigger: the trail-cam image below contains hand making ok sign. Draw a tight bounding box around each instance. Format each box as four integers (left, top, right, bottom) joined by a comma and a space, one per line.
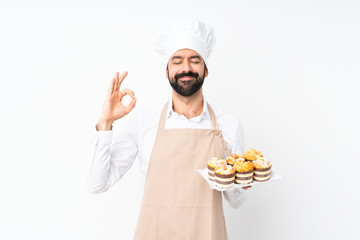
97, 71, 137, 131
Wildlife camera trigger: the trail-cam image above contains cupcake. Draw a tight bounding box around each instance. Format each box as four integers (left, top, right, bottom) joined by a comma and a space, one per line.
233, 161, 255, 184
207, 158, 227, 181
234, 156, 246, 164
243, 149, 263, 161
214, 165, 235, 188
253, 158, 272, 182
226, 153, 244, 165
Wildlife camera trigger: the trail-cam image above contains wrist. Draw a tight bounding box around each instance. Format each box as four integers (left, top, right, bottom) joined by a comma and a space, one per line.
97, 119, 114, 131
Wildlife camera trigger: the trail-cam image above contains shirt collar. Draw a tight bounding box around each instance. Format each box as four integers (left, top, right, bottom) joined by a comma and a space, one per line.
166, 94, 209, 121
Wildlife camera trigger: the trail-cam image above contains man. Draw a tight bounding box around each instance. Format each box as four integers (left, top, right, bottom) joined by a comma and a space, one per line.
88, 19, 250, 239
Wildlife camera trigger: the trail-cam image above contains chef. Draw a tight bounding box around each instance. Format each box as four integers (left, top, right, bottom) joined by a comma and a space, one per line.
88, 19, 250, 239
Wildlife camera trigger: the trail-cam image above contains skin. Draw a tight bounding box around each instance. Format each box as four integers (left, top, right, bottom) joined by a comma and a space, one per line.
97, 71, 136, 131
97, 48, 251, 190
166, 48, 208, 119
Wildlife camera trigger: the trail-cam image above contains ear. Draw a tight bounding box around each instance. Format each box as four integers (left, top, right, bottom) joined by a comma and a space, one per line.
205, 65, 209, 77
166, 65, 169, 78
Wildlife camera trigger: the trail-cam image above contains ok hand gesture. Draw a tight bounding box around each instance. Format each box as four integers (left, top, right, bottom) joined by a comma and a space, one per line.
97, 71, 137, 131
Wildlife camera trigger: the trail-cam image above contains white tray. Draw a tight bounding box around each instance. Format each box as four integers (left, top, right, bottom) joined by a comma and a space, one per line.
196, 168, 282, 192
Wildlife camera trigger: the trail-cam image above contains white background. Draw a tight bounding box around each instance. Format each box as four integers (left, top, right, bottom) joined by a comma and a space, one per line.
1, 0, 359, 239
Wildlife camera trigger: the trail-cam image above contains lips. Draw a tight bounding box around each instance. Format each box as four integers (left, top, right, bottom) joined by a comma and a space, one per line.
178, 76, 194, 81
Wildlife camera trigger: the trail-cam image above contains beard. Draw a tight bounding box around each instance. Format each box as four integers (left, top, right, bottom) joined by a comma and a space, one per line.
167, 68, 205, 97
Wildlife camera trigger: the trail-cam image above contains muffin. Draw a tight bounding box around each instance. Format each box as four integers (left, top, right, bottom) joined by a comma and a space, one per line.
226, 153, 243, 165
253, 157, 272, 182
214, 165, 235, 188
207, 158, 227, 181
243, 149, 263, 161
234, 156, 246, 164
233, 161, 255, 184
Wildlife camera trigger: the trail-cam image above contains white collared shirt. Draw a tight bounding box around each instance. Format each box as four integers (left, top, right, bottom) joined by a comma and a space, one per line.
88, 96, 247, 208
164, 96, 210, 128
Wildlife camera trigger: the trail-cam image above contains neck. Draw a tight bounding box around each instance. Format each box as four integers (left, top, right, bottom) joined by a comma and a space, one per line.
171, 88, 204, 119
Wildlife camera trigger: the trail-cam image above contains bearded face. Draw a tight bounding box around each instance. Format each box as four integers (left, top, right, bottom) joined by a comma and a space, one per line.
167, 67, 206, 97
166, 49, 208, 97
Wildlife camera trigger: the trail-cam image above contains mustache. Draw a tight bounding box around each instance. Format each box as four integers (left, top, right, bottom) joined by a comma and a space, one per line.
174, 71, 199, 81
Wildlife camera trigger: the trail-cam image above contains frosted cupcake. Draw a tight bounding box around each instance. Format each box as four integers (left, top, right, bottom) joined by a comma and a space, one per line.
243, 149, 263, 161
234, 161, 255, 184
214, 165, 235, 188
253, 158, 272, 182
234, 156, 245, 164
226, 153, 243, 166
207, 158, 227, 181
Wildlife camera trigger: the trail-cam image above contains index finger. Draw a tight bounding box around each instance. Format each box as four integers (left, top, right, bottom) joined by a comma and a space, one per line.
119, 71, 128, 85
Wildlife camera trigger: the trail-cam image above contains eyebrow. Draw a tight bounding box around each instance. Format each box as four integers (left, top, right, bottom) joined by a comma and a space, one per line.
171, 55, 202, 61
190, 55, 201, 60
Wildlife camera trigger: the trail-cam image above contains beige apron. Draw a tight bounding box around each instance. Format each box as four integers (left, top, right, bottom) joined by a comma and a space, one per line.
134, 101, 230, 240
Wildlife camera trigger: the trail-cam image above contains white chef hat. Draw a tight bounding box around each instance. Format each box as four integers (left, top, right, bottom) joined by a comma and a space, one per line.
154, 18, 216, 69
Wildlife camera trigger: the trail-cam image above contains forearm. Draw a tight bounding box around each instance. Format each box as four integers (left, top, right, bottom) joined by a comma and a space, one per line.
222, 188, 248, 208
88, 120, 139, 194
88, 130, 114, 193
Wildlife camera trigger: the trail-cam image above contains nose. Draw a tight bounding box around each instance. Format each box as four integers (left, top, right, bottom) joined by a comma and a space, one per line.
182, 59, 192, 73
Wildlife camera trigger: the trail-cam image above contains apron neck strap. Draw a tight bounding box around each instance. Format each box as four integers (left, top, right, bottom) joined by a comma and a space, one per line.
158, 100, 219, 130
207, 103, 219, 129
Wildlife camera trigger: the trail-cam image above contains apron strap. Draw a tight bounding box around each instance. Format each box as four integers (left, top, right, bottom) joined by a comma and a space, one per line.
157, 100, 219, 130
157, 100, 170, 130
207, 103, 230, 157
206, 103, 219, 130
